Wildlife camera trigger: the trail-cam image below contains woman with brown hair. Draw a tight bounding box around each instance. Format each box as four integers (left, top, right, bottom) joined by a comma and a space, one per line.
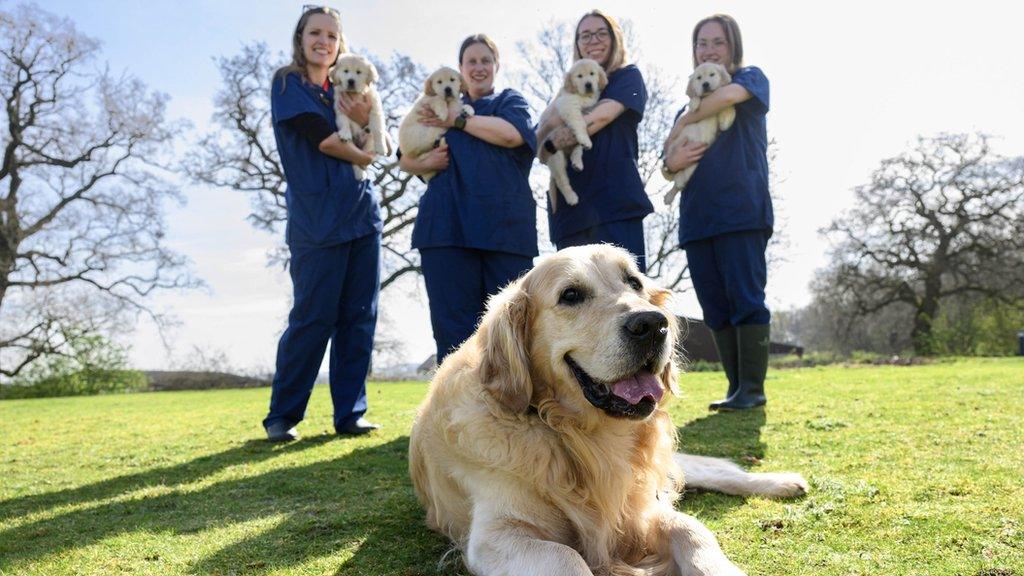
400, 34, 537, 366
262, 6, 384, 441
537, 10, 653, 272
664, 14, 773, 412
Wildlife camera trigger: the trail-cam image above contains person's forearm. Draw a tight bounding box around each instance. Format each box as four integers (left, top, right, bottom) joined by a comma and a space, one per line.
463, 116, 523, 148
581, 99, 624, 136
319, 134, 374, 167
682, 85, 750, 125
398, 152, 432, 176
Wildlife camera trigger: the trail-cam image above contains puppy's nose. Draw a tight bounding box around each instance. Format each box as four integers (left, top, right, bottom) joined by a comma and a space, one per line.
444, 86, 453, 97
585, 81, 593, 93
702, 81, 711, 92
347, 78, 355, 89
623, 311, 668, 344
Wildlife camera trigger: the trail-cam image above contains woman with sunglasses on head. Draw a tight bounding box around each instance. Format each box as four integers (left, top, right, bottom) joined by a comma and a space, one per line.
262, 6, 384, 442
399, 34, 537, 366
664, 14, 773, 412
537, 10, 653, 272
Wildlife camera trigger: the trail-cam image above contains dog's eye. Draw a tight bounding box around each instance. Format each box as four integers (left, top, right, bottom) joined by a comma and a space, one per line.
558, 287, 585, 306
627, 276, 643, 291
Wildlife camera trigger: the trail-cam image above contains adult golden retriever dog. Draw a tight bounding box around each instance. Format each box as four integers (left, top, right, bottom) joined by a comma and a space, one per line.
409, 245, 808, 576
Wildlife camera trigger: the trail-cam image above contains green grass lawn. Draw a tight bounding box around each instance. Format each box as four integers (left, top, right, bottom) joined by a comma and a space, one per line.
2, 358, 1022, 575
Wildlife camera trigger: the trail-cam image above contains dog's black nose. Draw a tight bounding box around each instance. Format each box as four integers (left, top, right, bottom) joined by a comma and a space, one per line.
585, 81, 593, 93
444, 86, 453, 97
347, 79, 355, 88
702, 81, 711, 92
623, 311, 668, 344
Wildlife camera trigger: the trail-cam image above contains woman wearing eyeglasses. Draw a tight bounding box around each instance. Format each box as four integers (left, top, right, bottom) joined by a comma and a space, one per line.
399, 34, 538, 366
537, 9, 653, 272
262, 6, 384, 441
663, 14, 773, 412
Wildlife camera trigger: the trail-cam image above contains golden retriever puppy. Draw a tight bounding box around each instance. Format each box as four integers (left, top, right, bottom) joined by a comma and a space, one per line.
662, 62, 736, 205
398, 66, 474, 182
409, 244, 808, 576
330, 54, 388, 181
543, 59, 607, 213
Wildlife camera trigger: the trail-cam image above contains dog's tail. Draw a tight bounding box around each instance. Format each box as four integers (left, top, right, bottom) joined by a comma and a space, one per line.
674, 453, 808, 498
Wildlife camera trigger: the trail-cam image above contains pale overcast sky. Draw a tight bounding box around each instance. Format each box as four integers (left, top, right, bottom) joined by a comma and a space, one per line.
36, 0, 1024, 371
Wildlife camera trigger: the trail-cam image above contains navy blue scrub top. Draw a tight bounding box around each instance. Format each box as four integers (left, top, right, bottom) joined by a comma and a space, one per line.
271, 71, 382, 247
677, 66, 772, 247
411, 88, 538, 257
547, 64, 654, 244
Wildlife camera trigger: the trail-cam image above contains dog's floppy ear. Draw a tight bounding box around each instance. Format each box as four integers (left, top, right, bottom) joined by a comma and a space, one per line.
562, 69, 578, 95
478, 281, 533, 413
366, 60, 379, 84
685, 74, 701, 112
597, 67, 609, 91
423, 74, 436, 96
719, 65, 732, 85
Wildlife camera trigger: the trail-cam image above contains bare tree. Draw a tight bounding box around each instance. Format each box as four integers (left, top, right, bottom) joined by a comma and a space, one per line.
184, 43, 427, 289
822, 133, 1024, 354
0, 4, 196, 378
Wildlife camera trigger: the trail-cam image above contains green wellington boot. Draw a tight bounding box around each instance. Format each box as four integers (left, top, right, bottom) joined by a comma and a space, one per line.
716, 323, 769, 411
708, 326, 739, 411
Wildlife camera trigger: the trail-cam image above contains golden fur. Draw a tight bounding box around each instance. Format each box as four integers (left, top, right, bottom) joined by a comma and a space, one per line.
329, 54, 389, 181
543, 59, 608, 213
409, 245, 807, 576
661, 62, 736, 205
397, 66, 473, 182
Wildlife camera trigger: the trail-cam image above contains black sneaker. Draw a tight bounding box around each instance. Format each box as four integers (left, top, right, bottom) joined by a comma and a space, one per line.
265, 422, 299, 442
335, 418, 380, 436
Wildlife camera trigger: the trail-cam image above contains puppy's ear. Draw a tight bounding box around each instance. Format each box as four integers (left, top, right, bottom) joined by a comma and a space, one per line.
478, 282, 533, 413
597, 67, 609, 91
685, 73, 699, 102
424, 74, 436, 96
367, 61, 379, 84
460, 74, 469, 94
719, 65, 732, 85
563, 69, 580, 95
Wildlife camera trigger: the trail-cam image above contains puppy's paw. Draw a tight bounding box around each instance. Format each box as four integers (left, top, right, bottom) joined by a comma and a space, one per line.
462, 104, 475, 117
564, 190, 579, 206
579, 136, 593, 150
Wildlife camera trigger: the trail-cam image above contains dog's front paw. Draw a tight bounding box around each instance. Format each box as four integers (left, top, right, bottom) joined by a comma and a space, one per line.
579, 135, 593, 150
462, 104, 475, 117
564, 190, 579, 206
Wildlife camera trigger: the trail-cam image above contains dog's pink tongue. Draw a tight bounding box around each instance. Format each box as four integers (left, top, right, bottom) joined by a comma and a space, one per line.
611, 372, 663, 405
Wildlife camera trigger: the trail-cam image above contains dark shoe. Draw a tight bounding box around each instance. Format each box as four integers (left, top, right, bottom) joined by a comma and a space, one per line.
716, 324, 769, 411
265, 421, 299, 442
709, 326, 740, 411
335, 418, 380, 436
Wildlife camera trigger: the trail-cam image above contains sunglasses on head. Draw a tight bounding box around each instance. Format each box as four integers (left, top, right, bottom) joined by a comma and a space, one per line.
302, 4, 339, 15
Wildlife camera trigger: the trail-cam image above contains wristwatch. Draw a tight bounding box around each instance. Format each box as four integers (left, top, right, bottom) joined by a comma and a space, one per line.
452, 111, 469, 130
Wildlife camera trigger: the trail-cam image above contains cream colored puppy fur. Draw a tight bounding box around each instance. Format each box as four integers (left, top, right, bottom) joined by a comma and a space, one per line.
330, 54, 388, 181
543, 59, 607, 213
409, 245, 808, 576
398, 66, 474, 182
662, 62, 736, 205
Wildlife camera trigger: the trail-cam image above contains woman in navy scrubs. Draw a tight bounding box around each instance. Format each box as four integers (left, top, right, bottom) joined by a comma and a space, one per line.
399, 35, 537, 365
664, 14, 773, 411
537, 10, 653, 272
262, 7, 384, 441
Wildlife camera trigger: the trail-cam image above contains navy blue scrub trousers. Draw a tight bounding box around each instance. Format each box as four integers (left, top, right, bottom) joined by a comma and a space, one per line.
555, 217, 647, 273
420, 247, 534, 365
684, 229, 770, 331
263, 232, 380, 431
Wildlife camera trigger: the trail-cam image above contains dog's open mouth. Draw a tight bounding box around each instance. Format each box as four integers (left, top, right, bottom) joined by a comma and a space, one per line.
564, 354, 662, 419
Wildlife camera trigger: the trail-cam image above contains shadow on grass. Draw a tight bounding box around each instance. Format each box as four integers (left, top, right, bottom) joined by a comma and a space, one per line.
0, 435, 455, 575
675, 408, 767, 521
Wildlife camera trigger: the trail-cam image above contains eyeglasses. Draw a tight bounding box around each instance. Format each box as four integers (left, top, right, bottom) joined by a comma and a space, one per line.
577, 29, 611, 45
302, 4, 340, 15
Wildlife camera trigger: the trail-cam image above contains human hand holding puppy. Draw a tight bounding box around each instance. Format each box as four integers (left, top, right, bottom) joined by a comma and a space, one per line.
336, 92, 371, 129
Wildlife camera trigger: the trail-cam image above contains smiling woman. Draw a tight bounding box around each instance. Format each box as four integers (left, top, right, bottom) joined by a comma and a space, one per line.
537, 10, 654, 273
261, 6, 385, 442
